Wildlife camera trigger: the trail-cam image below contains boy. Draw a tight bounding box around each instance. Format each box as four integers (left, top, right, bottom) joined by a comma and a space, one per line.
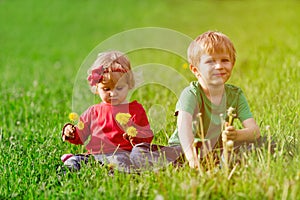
168, 31, 260, 169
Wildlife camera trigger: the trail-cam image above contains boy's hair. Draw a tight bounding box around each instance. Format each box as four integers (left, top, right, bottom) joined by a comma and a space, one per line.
88, 51, 135, 92
187, 31, 236, 67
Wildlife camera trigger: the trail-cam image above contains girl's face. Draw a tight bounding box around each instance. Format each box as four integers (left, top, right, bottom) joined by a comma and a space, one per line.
192, 52, 234, 87
97, 76, 129, 105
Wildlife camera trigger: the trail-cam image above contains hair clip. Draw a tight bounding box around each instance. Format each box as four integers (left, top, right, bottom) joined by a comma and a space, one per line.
87, 65, 104, 86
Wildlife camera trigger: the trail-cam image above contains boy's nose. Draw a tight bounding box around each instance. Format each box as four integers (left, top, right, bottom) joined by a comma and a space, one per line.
215, 62, 223, 69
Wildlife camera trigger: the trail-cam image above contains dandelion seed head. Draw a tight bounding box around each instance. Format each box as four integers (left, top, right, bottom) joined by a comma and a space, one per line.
226, 140, 234, 150
227, 107, 235, 116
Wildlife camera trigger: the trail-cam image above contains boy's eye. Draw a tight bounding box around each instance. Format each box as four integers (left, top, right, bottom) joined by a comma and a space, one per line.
221, 58, 230, 63
116, 86, 123, 90
205, 59, 214, 64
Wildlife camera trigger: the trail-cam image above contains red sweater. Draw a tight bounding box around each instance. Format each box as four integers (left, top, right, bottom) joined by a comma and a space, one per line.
66, 101, 153, 154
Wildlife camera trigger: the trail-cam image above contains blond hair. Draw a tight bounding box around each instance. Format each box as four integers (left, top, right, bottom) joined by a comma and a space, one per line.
187, 31, 236, 67
88, 51, 135, 91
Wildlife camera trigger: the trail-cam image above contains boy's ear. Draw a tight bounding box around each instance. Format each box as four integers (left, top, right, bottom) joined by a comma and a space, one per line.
190, 64, 201, 78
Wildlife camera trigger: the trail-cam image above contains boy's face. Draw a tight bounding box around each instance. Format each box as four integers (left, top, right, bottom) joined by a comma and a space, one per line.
97, 75, 129, 105
192, 53, 234, 87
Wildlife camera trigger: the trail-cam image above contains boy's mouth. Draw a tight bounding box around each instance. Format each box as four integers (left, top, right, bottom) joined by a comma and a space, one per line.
213, 73, 226, 77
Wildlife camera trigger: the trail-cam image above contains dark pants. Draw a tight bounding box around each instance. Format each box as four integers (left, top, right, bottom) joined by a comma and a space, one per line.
130, 143, 184, 170
130, 136, 276, 171
64, 151, 133, 173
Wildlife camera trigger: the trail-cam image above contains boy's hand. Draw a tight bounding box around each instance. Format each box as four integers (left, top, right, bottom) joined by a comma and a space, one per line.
223, 124, 237, 141
62, 124, 75, 141
188, 156, 200, 169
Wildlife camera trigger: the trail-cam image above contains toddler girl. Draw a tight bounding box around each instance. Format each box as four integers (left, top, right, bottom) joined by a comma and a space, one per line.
61, 51, 153, 173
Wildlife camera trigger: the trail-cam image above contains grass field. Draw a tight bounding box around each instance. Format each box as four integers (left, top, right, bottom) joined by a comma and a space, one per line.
1, 0, 299, 199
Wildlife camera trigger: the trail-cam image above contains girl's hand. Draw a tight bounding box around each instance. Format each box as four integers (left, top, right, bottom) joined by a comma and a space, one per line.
62, 124, 75, 141
123, 133, 134, 147
123, 133, 134, 143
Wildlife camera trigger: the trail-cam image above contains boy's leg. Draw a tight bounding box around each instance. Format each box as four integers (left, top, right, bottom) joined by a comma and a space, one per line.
232, 136, 276, 153
221, 136, 277, 166
130, 143, 183, 170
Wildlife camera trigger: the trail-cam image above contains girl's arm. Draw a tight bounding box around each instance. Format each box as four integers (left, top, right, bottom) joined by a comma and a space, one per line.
130, 106, 154, 144
62, 107, 93, 145
62, 123, 84, 145
132, 125, 153, 144
225, 118, 260, 142
177, 110, 200, 169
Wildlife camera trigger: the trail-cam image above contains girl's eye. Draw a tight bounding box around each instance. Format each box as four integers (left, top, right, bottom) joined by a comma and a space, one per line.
102, 88, 110, 91
116, 87, 123, 91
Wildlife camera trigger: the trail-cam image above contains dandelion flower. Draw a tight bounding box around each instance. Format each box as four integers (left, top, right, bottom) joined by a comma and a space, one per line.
107, 163, 115, 170
116, 113, 131, 125
182, 63, 188, 69
77, 121, 84, 130
126, 126, 137, 137
69, 112, 79, 121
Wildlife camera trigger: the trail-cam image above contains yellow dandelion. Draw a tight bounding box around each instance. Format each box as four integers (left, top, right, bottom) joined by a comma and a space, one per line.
77, 121, 84, 130
69, 112, 79, 121
116, 113, 131, 125
107, 163, 115, 170
126, 126, 137, 137
182, 63, 188, 69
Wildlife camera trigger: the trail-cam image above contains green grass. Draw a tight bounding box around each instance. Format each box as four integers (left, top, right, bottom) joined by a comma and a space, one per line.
1, 0, 299, 199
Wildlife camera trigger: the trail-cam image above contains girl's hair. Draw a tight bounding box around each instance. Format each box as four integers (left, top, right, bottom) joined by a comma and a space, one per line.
87, 51, 134, 92
187, 31, 236, 67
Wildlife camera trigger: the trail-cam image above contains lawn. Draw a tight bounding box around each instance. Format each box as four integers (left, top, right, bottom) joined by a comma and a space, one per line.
0, 0, 299, 199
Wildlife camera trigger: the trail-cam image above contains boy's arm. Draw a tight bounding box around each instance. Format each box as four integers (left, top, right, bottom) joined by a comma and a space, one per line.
177, 110, 200, 169
225, 118, 260, 142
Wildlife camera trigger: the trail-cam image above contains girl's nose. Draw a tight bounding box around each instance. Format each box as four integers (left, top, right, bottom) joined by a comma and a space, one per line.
109, 90, 117, 97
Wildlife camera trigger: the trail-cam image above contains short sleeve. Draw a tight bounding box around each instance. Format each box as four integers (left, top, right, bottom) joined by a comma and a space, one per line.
237, 90, 253, 122
175, 86, 198, 115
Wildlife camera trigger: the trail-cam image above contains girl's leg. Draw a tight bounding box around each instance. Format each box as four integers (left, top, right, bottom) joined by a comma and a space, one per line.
63, 154, 90, 171
93, 152, 132, 173
130, 143, 183, 170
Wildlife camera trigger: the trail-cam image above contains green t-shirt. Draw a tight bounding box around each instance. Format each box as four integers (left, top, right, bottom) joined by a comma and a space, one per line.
168, 81, 253, 147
